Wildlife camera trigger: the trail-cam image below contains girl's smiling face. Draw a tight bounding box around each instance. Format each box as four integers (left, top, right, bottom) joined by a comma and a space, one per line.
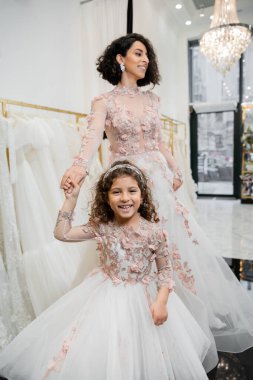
108, 175, 142, 224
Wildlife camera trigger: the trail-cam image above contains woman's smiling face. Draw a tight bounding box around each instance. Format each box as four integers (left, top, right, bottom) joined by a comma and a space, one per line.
117, 40, 149, 81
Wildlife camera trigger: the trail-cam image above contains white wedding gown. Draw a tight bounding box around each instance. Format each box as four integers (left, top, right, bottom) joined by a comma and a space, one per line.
0, 116, 34, 348
70, 86, 253, 353
0, 218, 212, 380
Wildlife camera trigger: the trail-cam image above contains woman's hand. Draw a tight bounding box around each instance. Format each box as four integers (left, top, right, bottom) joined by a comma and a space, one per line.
173, 178, 182, 192
60, 166, 87, 194
150, 301, 168, 326
173, 169, 183, 191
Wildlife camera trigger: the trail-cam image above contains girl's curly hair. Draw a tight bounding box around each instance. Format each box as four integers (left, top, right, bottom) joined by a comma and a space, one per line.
96, 33, 160, 87
89, 160, 159, 224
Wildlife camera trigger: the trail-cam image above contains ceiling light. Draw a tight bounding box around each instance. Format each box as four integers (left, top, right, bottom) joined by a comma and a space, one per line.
200, 13, 205, 17
175, 4, 182, 9
185, 20, 192, 26
200, 0, 251, 75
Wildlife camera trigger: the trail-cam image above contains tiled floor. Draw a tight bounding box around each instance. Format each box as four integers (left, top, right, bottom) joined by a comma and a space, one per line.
196, 198, 253, 260
207, 348, 253, 380
198, 181, 234, 195
197, 197, 253, 379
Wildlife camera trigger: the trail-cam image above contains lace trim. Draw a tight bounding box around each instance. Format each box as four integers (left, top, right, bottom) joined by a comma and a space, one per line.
55, 210, 74, 227
72, 158, 89, 173
113, 85, 141, 97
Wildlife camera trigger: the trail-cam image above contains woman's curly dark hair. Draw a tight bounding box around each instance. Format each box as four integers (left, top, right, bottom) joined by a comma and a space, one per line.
89, 160, 159, 224
96, 33, 160, 87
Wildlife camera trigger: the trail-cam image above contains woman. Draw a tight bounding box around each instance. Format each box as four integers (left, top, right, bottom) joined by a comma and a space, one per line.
61, 33, 253, 356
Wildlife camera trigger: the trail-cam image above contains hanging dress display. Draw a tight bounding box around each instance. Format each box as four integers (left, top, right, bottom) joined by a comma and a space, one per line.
9, 115, 101, 315
0, 116, 34, 348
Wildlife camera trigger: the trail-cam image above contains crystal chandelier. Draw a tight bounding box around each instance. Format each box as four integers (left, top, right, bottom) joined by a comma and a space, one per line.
200, 0, 252, 75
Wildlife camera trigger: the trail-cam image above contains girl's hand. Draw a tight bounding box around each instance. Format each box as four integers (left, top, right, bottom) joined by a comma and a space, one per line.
61, 166, 87, 194
150, 301, 168, 326
64, 179, 84, 200
173, 178, 182, 192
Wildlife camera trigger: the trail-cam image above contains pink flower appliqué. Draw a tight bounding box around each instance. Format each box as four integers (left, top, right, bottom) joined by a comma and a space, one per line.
141, 124, 151, 133
121, 238, 133, 250
171, 244, 196, 294
142, 275, 151, 285
175, 200, 199, 244
41, 327, 77, 380
121, 134, 128, 141
119, 147, 127, 154
149, 253, 156, 262
130, 263, 141, 273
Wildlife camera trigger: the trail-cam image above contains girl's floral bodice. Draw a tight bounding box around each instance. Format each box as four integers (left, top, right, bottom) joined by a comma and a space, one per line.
54, 212, 174, 291
73, 87, 179, 176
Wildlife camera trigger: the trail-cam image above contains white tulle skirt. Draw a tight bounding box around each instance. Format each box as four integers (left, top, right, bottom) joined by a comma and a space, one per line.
117, 150, 253, 353
0, 269, 211, 380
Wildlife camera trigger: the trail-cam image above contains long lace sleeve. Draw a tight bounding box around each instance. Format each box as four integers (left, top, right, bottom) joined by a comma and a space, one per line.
73, 97, 107, 173
158, 131, 183, 182
155, 230, 175, 292
54, 211, 98, 242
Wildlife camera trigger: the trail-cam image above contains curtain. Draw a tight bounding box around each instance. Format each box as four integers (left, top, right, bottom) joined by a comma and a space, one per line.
81, 0, 128, 111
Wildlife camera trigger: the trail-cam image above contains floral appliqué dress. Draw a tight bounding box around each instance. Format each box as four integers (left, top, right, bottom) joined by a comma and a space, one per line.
73, 86, 253, 354
0, 217, 210, 380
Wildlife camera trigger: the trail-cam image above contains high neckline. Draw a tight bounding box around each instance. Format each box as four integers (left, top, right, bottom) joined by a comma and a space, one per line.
112, 215, 145, 233
113, 85, 141, 97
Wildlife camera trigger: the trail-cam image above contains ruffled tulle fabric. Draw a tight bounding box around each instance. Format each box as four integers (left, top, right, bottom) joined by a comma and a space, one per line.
11, 118, 101, 315
0, 270, 211, 380
118, 150, 253, 353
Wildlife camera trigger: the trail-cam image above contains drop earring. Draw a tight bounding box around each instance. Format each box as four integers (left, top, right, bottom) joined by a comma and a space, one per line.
120, 63, 125, 72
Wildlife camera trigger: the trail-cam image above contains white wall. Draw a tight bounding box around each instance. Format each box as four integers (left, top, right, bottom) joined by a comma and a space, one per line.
0, 0, 85, 111
80, 0, 128, 112
133, 0, 182, 120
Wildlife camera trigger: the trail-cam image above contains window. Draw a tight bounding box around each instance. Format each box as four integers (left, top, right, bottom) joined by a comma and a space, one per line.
189, 43, 239, 104
243, 38, 253, 103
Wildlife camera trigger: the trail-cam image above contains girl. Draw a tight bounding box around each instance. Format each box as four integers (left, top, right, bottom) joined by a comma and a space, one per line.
61, 33, 253, 354
0, 161, 212, 379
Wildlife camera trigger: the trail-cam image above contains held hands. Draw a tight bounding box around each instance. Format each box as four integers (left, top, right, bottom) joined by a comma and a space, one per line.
60, 166, 87, 195
64, 179, 84, 201
150, 300, 168, 326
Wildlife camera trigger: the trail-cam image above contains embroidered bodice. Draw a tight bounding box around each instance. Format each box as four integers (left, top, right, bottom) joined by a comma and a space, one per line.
54, 212, 174, 291
73, 87, 180, 177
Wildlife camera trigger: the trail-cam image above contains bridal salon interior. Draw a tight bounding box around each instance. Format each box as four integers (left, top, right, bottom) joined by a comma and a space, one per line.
0, 0, 253, 379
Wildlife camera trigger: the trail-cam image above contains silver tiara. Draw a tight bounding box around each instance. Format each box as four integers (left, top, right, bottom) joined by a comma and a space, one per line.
103, 164, 145, 183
